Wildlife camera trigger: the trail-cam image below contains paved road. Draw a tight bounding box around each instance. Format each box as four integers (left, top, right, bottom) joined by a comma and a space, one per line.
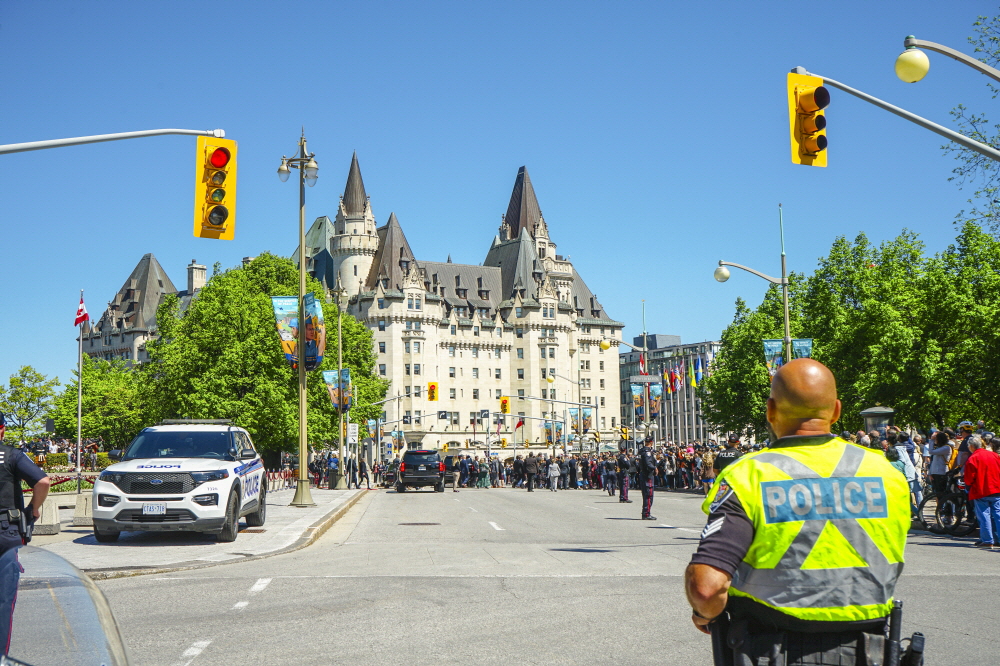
97, 486, 1000, 666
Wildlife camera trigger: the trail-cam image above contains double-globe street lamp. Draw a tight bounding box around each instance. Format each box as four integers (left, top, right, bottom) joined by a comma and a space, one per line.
277, 133, 319, 507
713, 205, 792, 364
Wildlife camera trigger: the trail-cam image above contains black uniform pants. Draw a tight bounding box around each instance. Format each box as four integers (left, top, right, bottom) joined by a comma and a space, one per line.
0, 522, 24, 656
640, 477, 654, 517
527, 473, 535, 491
618, 472, 629, 501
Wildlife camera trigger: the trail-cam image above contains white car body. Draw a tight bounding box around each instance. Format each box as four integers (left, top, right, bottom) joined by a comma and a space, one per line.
92, 424, 266, 538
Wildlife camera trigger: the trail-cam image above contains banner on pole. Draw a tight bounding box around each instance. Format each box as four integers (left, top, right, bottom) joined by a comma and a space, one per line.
630, 384, 644, 417
568, 407, 579, 432
302, 292, 326, 371
271, 296, 300, 367
544, 421, 563, 443
323, 369, 353, 411
792, 338, 813, 359
582, 407, 593, 432
649, 384, 663, 419
763, 339, 784, 376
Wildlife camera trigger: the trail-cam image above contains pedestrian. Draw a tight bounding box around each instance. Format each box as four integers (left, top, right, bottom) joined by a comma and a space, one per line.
547, 457, 561, 491
460, 455, 471, 488
451, 457, 461, 492
603, 455, 617, 496
358, 457, 371, 489
616, 446, 632, 503
928, 431, 954, 494
0, 432, 52, 654
637, 437, 656, 520
512, 455, 525, 488
962, 435, 1000, 549
524, 454, 538, 492
684, 359, 909, 664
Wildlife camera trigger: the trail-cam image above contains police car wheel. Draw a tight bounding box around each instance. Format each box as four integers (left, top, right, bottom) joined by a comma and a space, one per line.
217, 490, 240, 542
245, 484, 266, 527
93, 526, 120, 543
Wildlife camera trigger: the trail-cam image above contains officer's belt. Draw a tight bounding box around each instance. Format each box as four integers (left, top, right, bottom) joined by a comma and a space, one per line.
0, 508, 21, 523
733, 446, 902, 609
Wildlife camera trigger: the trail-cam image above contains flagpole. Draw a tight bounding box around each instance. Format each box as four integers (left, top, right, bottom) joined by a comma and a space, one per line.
76, 289, 84, 494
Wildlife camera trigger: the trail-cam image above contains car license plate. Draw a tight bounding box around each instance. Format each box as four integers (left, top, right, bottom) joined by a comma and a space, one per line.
142, 503, 166, 516
418, 465, 426, 471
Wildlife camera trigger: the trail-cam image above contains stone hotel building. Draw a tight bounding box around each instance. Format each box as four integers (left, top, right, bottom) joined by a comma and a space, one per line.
298, 155, 625, 453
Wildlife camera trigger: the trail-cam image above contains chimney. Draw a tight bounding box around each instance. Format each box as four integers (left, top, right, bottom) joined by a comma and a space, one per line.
187, 259, 207, 294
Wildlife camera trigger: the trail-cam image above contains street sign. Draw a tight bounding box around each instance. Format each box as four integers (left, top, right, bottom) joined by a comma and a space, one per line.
628, 375, 660, 384
347, 423, 359, 445
479, 409, 490, 419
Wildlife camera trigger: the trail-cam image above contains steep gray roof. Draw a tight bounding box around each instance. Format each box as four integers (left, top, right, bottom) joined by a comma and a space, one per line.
419, 261, 503, 310
342, 151, 368, 215
483, 227, 541, 301
92, 253, 177, 333
365, 212, 416, 291
291, 216, 335, 264
569, 267, 615, 322
503, 166, 542, 238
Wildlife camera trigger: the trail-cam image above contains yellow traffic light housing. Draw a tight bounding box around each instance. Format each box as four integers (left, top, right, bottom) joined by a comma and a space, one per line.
427, 382, 439, 401
500, 396, 510, 414
194, 136, 237, 239
788, 72, 829, 167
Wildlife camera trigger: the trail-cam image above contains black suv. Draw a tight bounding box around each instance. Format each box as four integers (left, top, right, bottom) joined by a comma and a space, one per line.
397, 450, 445, 492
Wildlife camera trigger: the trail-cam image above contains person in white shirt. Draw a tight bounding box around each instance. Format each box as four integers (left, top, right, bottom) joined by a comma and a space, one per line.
928, 431, 954, 494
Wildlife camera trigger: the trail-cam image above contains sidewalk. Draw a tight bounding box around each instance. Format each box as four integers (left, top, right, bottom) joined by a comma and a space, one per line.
36, 487, 365, 579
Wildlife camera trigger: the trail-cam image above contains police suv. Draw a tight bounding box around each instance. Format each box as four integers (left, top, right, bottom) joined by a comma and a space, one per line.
91, 420, 266, 543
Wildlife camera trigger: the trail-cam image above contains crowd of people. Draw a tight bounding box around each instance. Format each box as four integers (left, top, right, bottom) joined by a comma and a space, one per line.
8, 437, 104, 470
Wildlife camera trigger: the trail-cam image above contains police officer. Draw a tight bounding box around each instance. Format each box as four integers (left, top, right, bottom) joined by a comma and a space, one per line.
684, 359, 909, 665
713, 434, 743, 475
637, 436, 656, 520
1, 433, 51, 654
616, 445, 632, 503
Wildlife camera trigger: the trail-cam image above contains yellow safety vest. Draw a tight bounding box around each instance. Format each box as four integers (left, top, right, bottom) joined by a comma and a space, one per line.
703, 437, 910, 623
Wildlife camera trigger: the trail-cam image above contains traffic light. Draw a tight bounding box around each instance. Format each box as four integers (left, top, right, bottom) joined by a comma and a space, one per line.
427, 382, 438, 401
620, 426, 630, 440
787, 72, 829, 167
194, 136, 238, 239
442, 442, 449, 453
501, 438, 508, 448
499, 396, 510, 414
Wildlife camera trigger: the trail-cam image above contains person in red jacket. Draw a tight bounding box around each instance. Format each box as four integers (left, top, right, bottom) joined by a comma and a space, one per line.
963, 436, 1000, 549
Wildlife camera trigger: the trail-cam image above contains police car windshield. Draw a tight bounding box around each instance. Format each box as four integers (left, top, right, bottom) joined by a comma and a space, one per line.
123, 430, 236, 461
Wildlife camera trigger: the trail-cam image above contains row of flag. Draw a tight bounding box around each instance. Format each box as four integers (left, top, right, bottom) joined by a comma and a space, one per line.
637, 353, 711, 392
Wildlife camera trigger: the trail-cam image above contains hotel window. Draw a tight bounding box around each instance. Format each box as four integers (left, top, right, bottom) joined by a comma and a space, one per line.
550, 390, 556, 400
448, 346, 455, 357
413, 341, 421, 353
415, 298, 421, 310
472, 368, 479, 379
405, 364, 411, 375
517, 389, 525, 398
449, 388, 457, 399
600, 379, 605, 389
516, 328, 523, 338
451, 325, 457, 335
473, 326, 480, 337
472, 347, 479, 358
407, 297, 414, 309
414, 385, 422, 398
541, 389, 547, 399
495, 368, 501, 379
379, 364, 386, 376
473, 389, 480, 400
405, 386, 411, 396
378, 298, 386, 309
378, 320, 386, 331
413, 364, 421, 375
516, 307, 523, 318
404, 341, 410, 353
517, 369, 524, 380
599, 361, 605, 371
449, 367, 456, 378
600, 397, 606, 407
549, 348, 555, 358
493, 348, 501, 359
414, 410, 422, 424
378, 342, 385, 353
517, 348, 524, 359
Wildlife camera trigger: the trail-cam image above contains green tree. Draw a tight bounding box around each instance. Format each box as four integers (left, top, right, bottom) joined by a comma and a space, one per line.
0, 366, 59, 441
51, 357, 150, 449
945, 13, 1000, 233
146, 253, 387, 453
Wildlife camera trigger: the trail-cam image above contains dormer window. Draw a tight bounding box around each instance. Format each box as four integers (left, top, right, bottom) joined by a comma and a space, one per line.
477, 277, 483, 288
455, 276, 461, 288
400, 260, 409, 273
381, 279, 389, 289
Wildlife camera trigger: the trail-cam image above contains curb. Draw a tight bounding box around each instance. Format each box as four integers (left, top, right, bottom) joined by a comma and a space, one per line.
84, 489, 368, 581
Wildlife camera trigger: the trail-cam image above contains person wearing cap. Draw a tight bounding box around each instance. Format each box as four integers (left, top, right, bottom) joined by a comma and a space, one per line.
956, 421, 976, 468
713, 435, 743, 476
636, 436, 657, 520
684, 359, 909, 664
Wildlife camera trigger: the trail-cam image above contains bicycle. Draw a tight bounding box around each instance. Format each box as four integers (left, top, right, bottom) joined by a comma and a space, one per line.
917, 468, 963, 533
936, 482, 978, 537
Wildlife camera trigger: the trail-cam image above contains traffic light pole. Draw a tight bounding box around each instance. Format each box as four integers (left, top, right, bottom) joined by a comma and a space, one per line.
791, 66, 1000, 163
0, 128, 225, 155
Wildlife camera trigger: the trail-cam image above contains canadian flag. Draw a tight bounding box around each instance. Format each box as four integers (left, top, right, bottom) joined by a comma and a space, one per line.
639, 353, 648, 375
515, 419, 524, 430
74, 296, 89, 326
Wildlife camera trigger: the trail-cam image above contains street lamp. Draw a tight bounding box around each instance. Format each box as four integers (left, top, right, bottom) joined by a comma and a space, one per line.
277, 132, 319, 507
331, 278, 348, 489
895, 35, 1000, 84
714, 205, 792, 363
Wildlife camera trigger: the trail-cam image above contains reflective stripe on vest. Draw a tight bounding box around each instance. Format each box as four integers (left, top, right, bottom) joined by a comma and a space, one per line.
710, 439, 909, 622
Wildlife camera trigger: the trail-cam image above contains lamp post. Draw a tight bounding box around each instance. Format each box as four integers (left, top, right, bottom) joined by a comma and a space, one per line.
895, 35, 1000, 84
713, 205, 792, 364
277, 132, 319, 507
332, 278, 348, 489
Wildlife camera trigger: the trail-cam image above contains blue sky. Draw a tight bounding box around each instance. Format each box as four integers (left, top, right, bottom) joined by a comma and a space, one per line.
1, 1, 996, 386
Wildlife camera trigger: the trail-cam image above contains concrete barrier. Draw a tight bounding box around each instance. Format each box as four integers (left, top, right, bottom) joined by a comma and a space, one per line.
33, 498, 61, 536
72, 493, 93, 526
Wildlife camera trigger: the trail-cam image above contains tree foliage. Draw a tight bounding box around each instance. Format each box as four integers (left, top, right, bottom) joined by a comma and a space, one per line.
145, 253, 387, 453
701, 225, 1000, 435
945, 13, 1000, 233
51, 357, 149, 449
0, 366, 59, 441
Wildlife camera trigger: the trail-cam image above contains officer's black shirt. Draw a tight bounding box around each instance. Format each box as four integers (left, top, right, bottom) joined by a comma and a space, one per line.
2, 446, 47, 511
713, 446, 742, 472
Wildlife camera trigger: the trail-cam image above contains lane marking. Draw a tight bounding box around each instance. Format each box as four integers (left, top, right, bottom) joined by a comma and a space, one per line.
249, 578, 272, 593
488, 521, 505, 531
468, 507, 479, 513
175, 640, 211, 666
659, 524, 701, 533
232, 601, 249, 611
584, 506, 600, 510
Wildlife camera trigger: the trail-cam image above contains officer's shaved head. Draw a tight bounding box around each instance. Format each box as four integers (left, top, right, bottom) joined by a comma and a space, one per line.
767, 359, 842, 439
